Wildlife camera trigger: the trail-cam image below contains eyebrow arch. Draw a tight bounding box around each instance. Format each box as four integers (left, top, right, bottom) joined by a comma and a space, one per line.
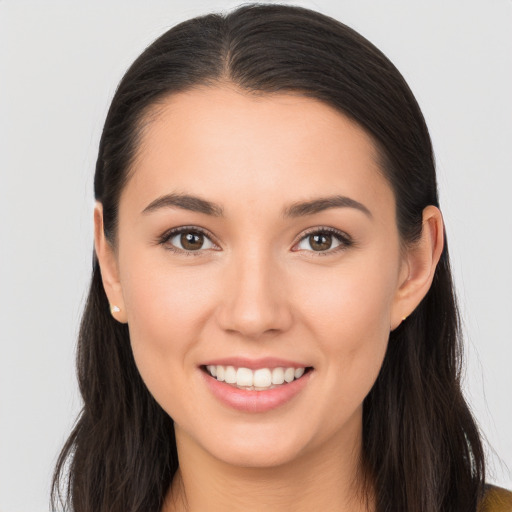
142, 193, 224, 217
141, 192, 372, 218
283, 195, 372, 218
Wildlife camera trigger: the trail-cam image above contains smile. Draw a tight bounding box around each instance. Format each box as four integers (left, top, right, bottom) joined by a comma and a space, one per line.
204, 365, 308, 390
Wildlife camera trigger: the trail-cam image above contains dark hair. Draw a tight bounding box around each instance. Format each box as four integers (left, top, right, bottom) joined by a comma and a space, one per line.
52, 4, 485, 511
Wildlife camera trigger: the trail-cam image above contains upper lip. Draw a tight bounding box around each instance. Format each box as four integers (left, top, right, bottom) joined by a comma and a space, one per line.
200, 357, 311, 370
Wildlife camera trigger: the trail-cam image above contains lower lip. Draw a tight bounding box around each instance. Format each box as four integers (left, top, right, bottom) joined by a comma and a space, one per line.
201, 368, 313, 413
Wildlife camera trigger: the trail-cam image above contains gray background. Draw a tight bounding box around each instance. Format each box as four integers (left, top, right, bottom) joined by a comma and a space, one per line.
1, 1, 511, 510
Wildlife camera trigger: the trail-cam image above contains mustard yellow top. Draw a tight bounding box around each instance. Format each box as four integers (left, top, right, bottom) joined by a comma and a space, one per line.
479, 485, 512, 512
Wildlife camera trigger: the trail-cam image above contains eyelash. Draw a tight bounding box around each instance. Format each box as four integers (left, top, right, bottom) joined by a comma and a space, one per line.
157, 225, 354, 257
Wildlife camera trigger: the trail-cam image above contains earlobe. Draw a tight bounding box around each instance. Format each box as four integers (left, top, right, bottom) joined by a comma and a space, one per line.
390, 205, 444, 330
94, 202, 128, 324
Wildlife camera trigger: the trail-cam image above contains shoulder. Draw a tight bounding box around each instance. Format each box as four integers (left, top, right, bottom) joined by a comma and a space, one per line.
479, 485, 512, 512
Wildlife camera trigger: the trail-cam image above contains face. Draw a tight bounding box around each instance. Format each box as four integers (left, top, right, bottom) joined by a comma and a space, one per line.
103, 85, 411, 468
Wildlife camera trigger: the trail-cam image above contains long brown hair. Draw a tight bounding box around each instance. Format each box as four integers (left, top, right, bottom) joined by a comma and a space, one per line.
52, 4, 485, 511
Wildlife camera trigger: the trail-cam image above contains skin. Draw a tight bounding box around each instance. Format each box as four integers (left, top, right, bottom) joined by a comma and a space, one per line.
94, 84, 444, 512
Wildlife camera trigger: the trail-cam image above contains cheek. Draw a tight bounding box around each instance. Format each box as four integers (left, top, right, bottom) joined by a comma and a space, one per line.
126, 266, 211, 342
294, 255, 396, 411
120, 238, 217, 340
118, 250, 216, 407
297, 256, 396, 344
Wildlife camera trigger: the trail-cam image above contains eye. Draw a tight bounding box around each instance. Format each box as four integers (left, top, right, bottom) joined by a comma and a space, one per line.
158, 225, 352, 256
158, 226, 217, 255
294, 227, 353, 255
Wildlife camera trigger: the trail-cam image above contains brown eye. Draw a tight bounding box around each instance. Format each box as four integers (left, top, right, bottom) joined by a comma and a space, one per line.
295, 228, 352, 254
165, 228, 216, 253
309, 233, 333, 251
180, 232, 205, 251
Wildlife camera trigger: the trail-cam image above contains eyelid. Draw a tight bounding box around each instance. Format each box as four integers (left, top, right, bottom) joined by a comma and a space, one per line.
157, 225, 220, 256
157, 225, 353, 256
292, 226, 353, 255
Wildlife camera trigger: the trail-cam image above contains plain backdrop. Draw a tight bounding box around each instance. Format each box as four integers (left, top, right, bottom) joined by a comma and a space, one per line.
1, 1, 511, 510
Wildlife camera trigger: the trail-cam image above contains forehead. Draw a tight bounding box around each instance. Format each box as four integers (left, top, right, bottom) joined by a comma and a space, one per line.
121, 85, 394, 220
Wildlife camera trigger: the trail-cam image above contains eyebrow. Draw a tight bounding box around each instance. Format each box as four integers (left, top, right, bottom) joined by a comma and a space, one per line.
141, 192, 372, 218
142, 193, 224, 217
283, 195, 372, 218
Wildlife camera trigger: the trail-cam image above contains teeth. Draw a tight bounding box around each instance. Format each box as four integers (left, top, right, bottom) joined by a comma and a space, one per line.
294, 367, 305, 379
205, 365, 308, 390
253, 368, 272, 388
236, 367, 253, 387
272, 367, 284, 385
284, 367, 295, 383
224, 365, 237, 384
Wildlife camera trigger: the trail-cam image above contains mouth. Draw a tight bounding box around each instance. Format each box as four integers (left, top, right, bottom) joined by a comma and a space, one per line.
201, 364, 314, 391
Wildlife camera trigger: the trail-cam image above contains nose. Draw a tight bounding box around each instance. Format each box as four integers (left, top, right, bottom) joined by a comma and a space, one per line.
215, 249, 293, 340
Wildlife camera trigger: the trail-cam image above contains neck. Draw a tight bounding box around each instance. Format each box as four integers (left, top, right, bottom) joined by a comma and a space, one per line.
162, 415, 373, 512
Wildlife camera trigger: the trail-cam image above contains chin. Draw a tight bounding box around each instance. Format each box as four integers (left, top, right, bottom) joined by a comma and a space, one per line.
192, 421, 318, 469
213, 441, 305, 469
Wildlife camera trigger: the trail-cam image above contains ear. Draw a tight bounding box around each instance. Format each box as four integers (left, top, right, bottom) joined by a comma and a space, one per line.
94, 202, 128, 323
390, 205, 444, 330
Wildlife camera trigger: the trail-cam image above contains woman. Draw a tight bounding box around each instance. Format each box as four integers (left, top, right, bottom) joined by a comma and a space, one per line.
51, 4, 512, 511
